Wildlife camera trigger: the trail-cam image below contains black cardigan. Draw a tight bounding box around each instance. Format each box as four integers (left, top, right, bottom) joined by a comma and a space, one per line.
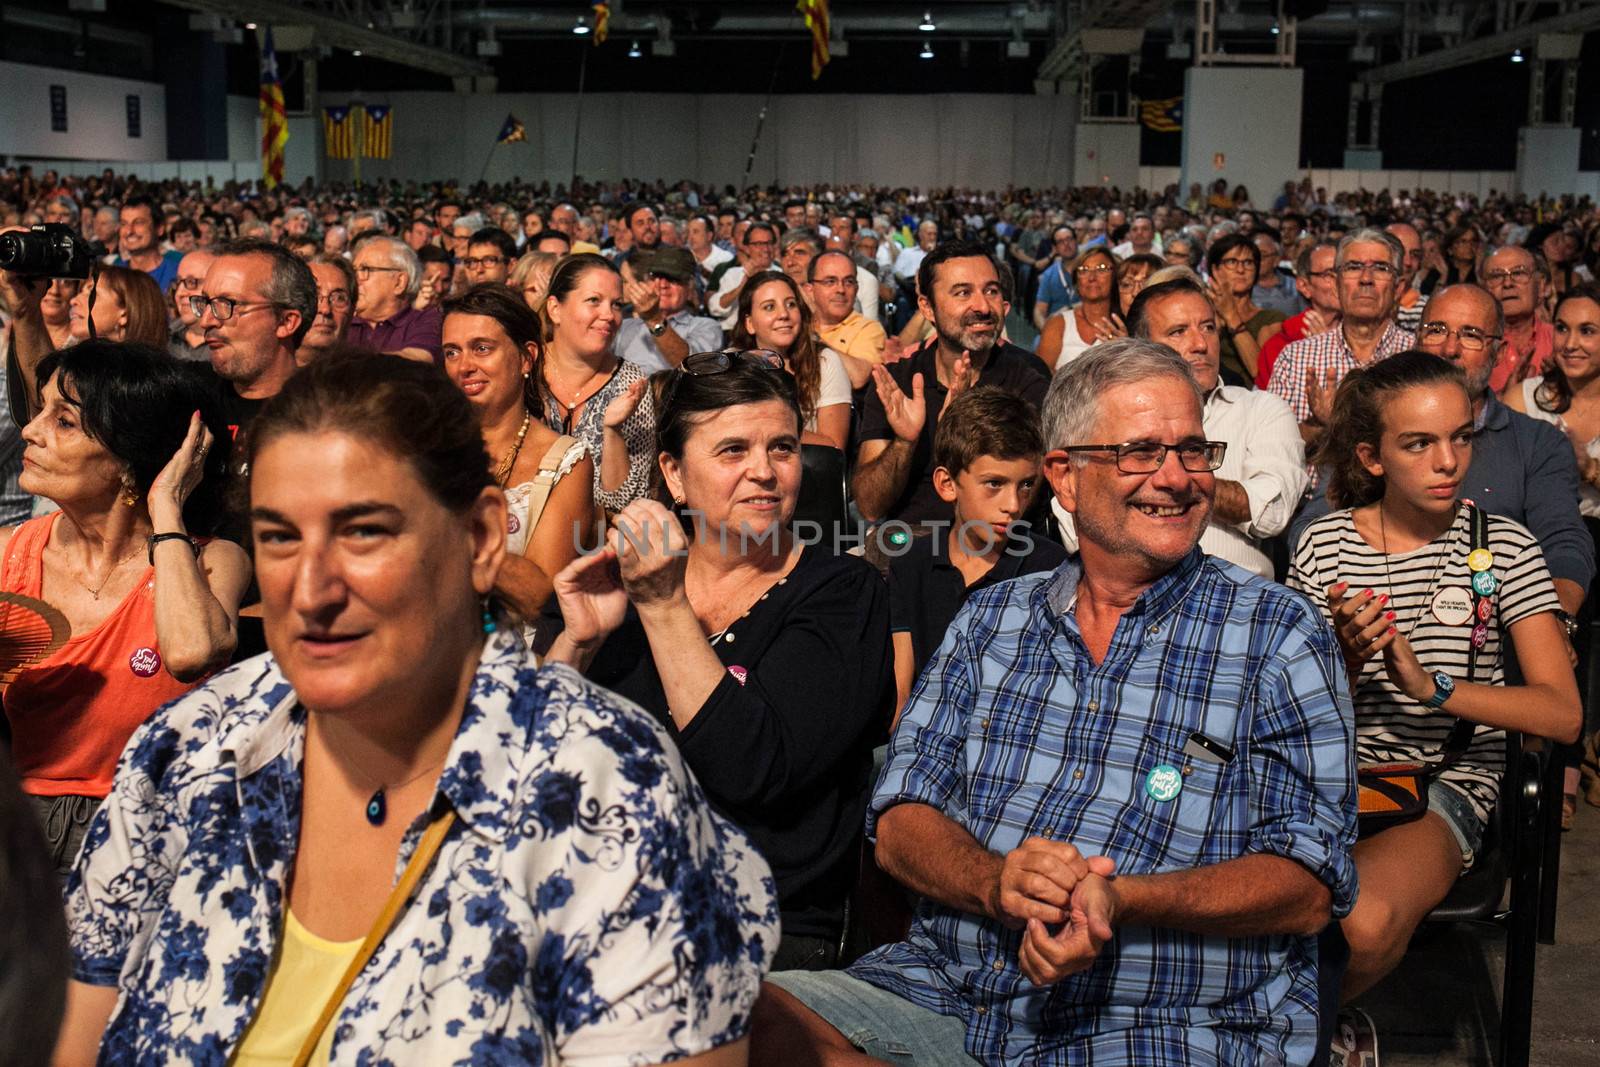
588, 546, 893, 940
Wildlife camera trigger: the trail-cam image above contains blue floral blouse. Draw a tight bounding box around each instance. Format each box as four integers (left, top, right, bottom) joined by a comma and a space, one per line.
66, 633, 780, 1065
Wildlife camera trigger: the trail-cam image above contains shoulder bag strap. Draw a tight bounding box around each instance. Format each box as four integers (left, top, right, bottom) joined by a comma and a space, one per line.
519, 435, 580, 542
290, 807, 458, 1067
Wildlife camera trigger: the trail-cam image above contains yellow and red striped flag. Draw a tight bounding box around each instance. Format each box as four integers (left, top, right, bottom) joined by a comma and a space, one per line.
592, 2, 610, 45
323, 105, 354, 159
257, 27, 288, 187
797, 0, 830, 79
362, 105, 392, 159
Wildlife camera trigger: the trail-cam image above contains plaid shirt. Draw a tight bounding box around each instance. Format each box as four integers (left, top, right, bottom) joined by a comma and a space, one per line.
849, 550, 1357, 1066
1266, 320, 1415, 424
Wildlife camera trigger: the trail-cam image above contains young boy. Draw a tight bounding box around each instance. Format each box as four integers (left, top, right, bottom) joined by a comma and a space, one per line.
888, 386, 1067, 718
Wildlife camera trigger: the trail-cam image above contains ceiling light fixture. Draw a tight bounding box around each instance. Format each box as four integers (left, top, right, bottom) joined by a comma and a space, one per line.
244, 21, 257, 30
920, 41, 935, 58
628, 39, 642, 57
352, 48, 363, 56
1270, 21, 1280, 34
573, 17, 590, 35
1510, 47, 1525, 62
919, 11, 936, 31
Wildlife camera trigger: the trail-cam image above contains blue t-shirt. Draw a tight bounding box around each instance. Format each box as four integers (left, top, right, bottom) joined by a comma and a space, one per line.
1034, 260, 1077, 317
115, 249, 183, 295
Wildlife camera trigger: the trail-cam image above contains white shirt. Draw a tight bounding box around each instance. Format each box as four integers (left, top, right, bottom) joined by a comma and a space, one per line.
711, 265, 750, 330
1050, 383, 1306, 578
893, 246, 930, 282
695, 244, 734, 276
1111, 238, 1164, 258
855, 264, 880, 323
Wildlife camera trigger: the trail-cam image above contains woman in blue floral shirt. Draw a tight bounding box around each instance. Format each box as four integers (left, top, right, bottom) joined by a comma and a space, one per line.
55, 352, 779, 1066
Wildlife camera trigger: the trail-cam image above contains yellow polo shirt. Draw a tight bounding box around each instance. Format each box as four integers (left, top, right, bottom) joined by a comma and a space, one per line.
817, 312, 887, 364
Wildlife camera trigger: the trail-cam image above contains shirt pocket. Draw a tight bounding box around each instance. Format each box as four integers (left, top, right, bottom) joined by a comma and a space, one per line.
1132, 753, 1233, 869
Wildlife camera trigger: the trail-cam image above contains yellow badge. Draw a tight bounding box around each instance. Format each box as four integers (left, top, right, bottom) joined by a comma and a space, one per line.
1467, 548, 1493, 572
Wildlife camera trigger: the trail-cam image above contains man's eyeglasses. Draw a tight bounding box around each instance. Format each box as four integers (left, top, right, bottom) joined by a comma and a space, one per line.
173, 275, 206, 292
1338, 260, 1398, 279
461, 256, 506, 270
1306, 269, 1338, 281
745, 239, 775, 249
811, 276, 858, 289
1062, 440, 1227, 474
188, 295, 282, 321
1483, 267, 1534, 286
317, 289, 352, 311
355, 264, 405, 279
1417, 322, 1501, 351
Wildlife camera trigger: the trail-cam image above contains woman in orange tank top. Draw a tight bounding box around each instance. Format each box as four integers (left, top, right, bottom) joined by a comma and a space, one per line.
2, 341, 249, 875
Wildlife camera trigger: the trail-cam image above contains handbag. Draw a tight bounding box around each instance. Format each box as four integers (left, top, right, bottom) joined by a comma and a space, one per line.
1354, 503, 1489, 834
289, 807, 458, 1067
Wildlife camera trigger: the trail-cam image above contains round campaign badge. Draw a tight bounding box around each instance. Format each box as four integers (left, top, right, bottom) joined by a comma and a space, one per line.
1430, 587, 1473, 626
1471, 570, 1498, 597
1467, 549, 1494, 572
1475, 598, 1492, 623
506, 512, 521, 536
1145, 764, 1183, 803
129, 647, 161, 678
1470, 622, 1489, 649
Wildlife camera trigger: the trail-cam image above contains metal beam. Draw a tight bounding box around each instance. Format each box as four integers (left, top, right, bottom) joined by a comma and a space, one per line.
158, 0, 489, 77
1359, 4, 1600, 84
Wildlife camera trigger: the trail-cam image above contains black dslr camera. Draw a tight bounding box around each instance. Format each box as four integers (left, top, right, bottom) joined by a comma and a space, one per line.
0, 223, 95, 280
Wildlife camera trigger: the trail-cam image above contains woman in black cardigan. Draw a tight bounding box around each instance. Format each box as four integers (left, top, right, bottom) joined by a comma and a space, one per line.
547, 350, 892, 971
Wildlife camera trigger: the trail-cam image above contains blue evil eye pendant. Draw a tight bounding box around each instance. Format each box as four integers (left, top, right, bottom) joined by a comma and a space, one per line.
482, 608, 498, 634
366, 787, 387, 827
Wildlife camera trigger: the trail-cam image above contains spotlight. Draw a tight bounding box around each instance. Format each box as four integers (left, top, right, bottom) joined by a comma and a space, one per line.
920, 41, 935, 59
244, 21, 257, 30
628, 40, 642, 57
573, 17, 590, 35
1270, 21, 1280, 34
352, 49, 363, 56
919, 11, 936, 31
1510, 48, 1525, 62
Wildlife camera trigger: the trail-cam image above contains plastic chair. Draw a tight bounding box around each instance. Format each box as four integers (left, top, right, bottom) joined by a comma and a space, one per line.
795, 443, 850, 538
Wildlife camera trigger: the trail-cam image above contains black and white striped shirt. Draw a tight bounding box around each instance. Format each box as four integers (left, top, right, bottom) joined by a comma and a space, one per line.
1289, 504, 1558, 826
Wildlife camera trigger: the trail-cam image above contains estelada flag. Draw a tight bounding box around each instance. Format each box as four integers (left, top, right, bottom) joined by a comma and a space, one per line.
257, 28, 288, 187
498, 114, 528, 144
797, 0, 830, 79
592, 2, 610, 45
1139, 96, 1183, 134
362, 105, 393, 159
323, 105, 354, 159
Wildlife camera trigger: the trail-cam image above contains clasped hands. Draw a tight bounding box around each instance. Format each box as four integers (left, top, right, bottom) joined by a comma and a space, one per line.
553, 499, 688, 650
993, 837, 1118, 988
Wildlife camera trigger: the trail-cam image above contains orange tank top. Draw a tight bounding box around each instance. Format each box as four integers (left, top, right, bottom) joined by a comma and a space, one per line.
2, 514, 203, 798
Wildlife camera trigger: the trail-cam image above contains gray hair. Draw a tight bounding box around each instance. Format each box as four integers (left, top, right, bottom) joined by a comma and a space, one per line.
1336, 227, 1405, 272
1041, 339, 1203, 455
780, 227, 823, 254
1478, 243, 1542, 285
363, 235, 422, 298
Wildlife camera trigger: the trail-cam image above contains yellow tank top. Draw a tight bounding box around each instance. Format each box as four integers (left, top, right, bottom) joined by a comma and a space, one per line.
233, 910, 362, 1066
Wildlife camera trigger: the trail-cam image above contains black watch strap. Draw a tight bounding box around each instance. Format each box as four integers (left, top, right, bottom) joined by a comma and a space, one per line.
147, 533, 199, 565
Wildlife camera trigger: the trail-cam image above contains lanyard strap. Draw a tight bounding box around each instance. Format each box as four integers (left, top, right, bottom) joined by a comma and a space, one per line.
290, 808, 458, 1067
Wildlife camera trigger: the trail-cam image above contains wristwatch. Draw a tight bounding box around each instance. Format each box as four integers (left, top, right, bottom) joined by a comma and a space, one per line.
1422, 671, 1456, 709
1555, 609, 1581, 640
648, 319, 668, 337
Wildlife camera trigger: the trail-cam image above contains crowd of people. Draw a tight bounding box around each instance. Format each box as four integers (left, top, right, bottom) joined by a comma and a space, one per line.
1, 161, 1599, 1066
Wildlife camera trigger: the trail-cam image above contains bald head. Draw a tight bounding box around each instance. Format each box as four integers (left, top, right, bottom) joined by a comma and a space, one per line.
1417, 284, 1504, 400
1385, 222, 1422, 278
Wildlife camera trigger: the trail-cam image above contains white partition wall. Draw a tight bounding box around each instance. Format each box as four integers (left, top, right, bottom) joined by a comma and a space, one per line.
309, 91, 1080, 190
0, 61, 167, 162
1076, 123, 1140, 190
1180, 67, 1304, 210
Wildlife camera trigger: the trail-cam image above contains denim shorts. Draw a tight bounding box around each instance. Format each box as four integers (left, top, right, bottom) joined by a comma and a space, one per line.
766, 970, 980, 1066
1429, 779, 1486, 871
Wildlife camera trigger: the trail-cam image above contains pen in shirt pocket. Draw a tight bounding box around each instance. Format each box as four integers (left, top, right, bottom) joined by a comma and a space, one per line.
1182, 732, 1235, 766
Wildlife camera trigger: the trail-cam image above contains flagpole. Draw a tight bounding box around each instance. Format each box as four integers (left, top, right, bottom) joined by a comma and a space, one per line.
570, 43, 589, 196
479, 140, 499, 186
353, 99, 363, 187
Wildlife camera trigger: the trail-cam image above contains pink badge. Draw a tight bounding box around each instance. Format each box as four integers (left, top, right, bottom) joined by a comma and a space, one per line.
727, 665, 748, 686
506, 513, 521, 535
129, 647, 161, 677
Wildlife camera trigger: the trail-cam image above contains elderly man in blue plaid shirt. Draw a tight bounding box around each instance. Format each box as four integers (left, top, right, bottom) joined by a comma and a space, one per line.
755, 339, 1358, 1066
